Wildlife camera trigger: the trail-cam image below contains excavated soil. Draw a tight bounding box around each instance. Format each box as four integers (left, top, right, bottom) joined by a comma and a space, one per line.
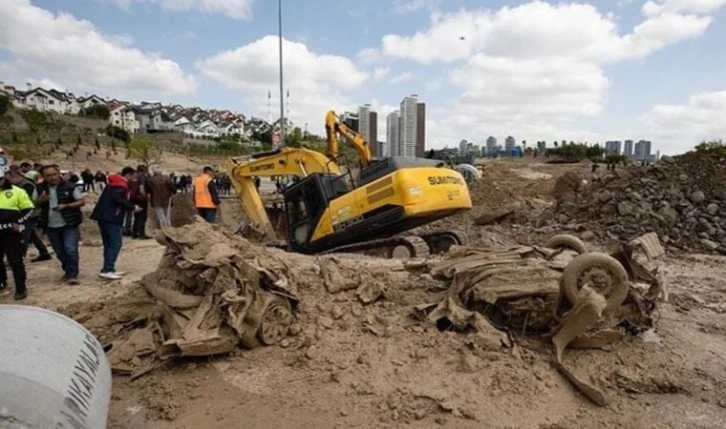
543, 154, 726, 254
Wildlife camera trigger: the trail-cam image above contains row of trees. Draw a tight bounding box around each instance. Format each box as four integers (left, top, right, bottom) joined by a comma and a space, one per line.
694, 139, 726, 157
544, 142, 627, 164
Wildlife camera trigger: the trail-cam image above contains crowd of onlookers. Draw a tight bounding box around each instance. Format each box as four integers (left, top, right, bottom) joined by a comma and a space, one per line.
0, 152, 228, 301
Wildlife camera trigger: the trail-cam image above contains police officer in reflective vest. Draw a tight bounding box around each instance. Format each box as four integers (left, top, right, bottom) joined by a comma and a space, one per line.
0, 167, 34, 300
193, 166, 220, 223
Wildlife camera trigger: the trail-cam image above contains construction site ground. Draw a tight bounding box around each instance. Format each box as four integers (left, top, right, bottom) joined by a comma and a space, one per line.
3, 158, 726, 428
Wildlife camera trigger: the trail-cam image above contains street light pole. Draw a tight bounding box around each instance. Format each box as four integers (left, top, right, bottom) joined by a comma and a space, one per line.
278, 0, 285, 147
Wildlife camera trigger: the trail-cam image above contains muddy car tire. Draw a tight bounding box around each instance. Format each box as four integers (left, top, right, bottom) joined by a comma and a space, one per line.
545, 234, 587, 254
240, 294, 294, 349
561, 252, 629, 312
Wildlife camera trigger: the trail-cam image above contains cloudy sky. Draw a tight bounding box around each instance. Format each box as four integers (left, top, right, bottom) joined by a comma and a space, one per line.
1, 0, 725, 154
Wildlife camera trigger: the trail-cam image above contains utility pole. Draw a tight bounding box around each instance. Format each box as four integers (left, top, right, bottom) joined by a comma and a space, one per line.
278, 0, 285, 146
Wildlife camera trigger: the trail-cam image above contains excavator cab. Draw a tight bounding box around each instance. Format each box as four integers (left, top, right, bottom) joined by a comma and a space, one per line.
283, 172, 350, 252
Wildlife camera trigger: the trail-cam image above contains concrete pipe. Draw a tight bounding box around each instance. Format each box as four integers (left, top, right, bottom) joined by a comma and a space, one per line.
454, 163, 481, 184
0, 305, 112, 429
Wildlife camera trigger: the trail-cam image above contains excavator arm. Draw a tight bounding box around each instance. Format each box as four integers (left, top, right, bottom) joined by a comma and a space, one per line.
226, 146, 342, 242
325, 110, 373, 169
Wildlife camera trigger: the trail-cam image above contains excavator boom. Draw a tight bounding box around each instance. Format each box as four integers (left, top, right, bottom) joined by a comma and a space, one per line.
227, 146, 341, 241
325, 110, 372, 168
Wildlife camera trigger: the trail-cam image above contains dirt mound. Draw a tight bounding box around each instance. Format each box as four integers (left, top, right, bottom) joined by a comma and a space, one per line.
169, 193, 198, 227
101, 218, 305, 375
468, 172, 518, 209
77, 218, 670, 426
461, 163, 557, 229
544, 153, 726, 254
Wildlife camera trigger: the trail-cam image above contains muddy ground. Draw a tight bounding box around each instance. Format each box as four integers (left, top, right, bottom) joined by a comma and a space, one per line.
2, 159, 726, 429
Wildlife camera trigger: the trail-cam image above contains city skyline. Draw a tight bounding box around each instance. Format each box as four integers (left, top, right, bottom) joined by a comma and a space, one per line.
2, 76, 667, 158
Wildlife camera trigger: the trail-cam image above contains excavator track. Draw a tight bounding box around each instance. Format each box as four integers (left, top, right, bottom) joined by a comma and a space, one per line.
320, 234, 431, 259
419, 228, 469, 254
317, 228, 469, 259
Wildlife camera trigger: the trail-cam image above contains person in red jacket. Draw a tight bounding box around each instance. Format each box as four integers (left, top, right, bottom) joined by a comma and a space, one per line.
90, 167, 142, 280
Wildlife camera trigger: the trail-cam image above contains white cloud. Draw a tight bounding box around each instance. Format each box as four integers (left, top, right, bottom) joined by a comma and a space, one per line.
111, 0, 254, 19
641, 90, 726, 154
372, 67, 390, 81
642, 0, 726, 16
426, 78, 443, 91
449, 55, 608, 120
27, 78, 67, 92
197, 36, 368, 135
361, 1, 723, 150
357, 47, 382, 65
375, 2, 709, 65
389, 72, 413, 84
392, 0, 437, 14
0, 0, 196, 98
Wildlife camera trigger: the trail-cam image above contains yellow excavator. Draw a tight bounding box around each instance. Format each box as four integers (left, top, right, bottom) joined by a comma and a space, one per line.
226, 110, 472, 257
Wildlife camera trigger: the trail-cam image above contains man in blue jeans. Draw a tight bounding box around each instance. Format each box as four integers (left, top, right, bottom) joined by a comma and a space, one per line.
37, 165, 86, 285
90, 167, 141, 280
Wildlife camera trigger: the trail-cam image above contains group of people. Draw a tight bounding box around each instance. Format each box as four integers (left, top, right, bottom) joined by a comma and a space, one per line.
0, 162, 86, 300
79, 169, 109, 192
0, 157, 225, 301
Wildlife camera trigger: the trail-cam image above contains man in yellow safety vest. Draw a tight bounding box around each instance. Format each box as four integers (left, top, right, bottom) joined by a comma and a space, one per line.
193, 166, 220, 223
0, 167, 34, 300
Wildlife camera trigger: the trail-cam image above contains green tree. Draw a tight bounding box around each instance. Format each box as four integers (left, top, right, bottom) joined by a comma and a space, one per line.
105, 125, 131, 144
251, 127, 272, 145
0, 94, 9, 116
126, 136, 164, 167
287, 127, 304, 146
21, 109, 48, 134
79, 104, 110, 120
694, 139, 726, 156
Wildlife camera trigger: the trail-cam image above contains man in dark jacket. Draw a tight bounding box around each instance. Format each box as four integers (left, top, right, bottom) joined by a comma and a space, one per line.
130, 164, 150, 239
149, 170, 175, 228
38, 165, 86, 285
90, 167, 141, 280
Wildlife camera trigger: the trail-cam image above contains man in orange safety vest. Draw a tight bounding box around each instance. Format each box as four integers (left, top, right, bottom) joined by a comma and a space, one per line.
193, 166, 220, 223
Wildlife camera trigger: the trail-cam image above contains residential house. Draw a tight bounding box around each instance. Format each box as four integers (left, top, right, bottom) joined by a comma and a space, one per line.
217, 122, 243, 137
109, 103, 139, 133
157, 110, 176, 131
132, 105, 163, 132
174, 117, 195, 133
76, 95, 106, 111
18, 86, 70, 114
0, 83, 25, 109
191, 119, 220, 138
62, 93, 82, 114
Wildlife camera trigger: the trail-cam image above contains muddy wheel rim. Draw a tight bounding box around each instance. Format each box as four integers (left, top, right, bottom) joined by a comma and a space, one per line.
259, 302, 293, 345
577, 266, 615, 297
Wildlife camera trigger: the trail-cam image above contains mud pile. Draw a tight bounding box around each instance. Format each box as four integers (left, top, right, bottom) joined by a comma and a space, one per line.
103, 219, 301, 374
72, 218, 666, 420
468, 169, 518, 209
414, 233, 665, 405
545, 153, 726, 254
466, 164, 555, 226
